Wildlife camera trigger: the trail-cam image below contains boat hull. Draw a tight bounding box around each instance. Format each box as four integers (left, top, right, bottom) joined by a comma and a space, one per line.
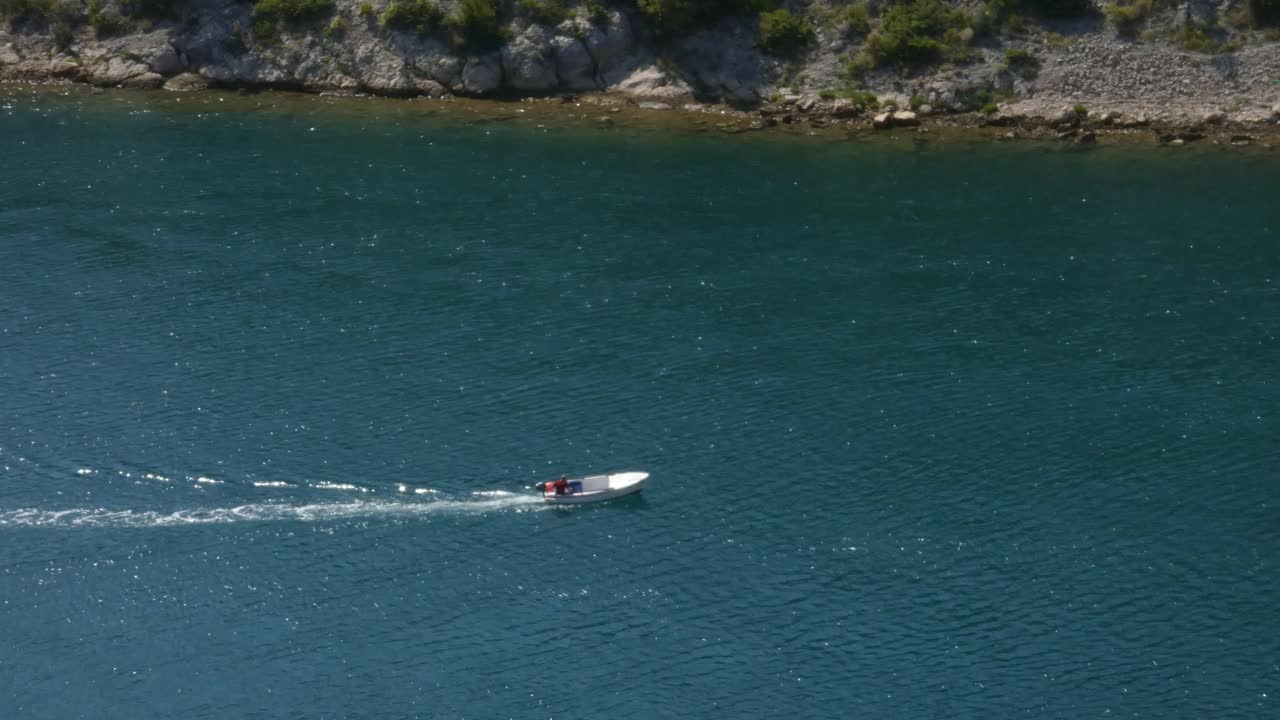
542, 472, 649, 504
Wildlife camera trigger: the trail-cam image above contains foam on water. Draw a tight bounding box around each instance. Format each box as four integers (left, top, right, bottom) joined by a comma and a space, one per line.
0, 496, 545, 528
312, 482, 369, 492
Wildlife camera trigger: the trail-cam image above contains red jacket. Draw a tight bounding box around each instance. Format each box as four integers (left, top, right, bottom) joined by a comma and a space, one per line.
552, 479, 569, 495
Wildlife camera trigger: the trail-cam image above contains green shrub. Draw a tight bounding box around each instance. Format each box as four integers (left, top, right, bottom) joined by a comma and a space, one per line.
1003, 47, 1039, 77
986, 0, 1092, 21
1, 0, 65, 24
1073, 103, 1087, 116
844, 89, 878, 108
380, 0, 442, 34
8, 0, 82, 43
585, 0, 609, 25
324, 14, 346, 36
252, 0, 334, 39
835, 1, 871, 37
815, 86, 879, 107
359, 2, 373, 15
1003, 47, 1032, 63
1250, 0, 1280, 24
1022, 0, 1093, 17
637, 0, 779, 36
449, 0, 504, 50
958, 87, 991, 110
1170, 26, 1241, 53
1002, 12, 1025, 31
86, 0, 133, 34
866, 0, 971, 67
843, 50, 874, 78
90, 9, 132, 35
119, 0, 181, 19
52, 17, 74, 45
1104, 0, 1151, 33
909, 93, 925, 109
979, 101, 998, 113
756, 8, 813, 55
516, 0, 567, 26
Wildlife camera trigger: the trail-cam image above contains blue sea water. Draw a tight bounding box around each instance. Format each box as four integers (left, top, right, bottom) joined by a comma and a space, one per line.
1, 90, 1278, 718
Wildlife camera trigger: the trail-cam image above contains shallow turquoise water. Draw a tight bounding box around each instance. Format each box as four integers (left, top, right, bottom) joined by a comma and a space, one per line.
1, 91, 1278, 718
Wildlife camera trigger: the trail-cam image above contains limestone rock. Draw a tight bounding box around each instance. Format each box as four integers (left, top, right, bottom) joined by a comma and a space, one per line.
671, 22, 763, 105
719, 76, 758, 105
1117, 113, 1150, 128
1200, 110, 1227, 125
917, 104, 933, 116
873, 112, 892, 129
991, 109, 1026, 125
891, 110, 919, 126
123, 72, 165, 89
460, 55, 501, 95
150, 47, 184, 76
49, 58, 82, 78
992, 69, 1015, 95
638, 101, 672, 110
830, 99, 858, 118
611, 65, 691, 99
1077, 130, 1097, 145
163, 72, 209, 91
348, 56, 412, 95
1052, 106, 1080, 127
502, 26, 556, 91
425, 55, 464, 90
1174, 1, 1217, 30
89, 56, 151, 86
797, 95, 817, 113
581, 11, 632, 75
410, 78, 448, 97
0, 44, 20, 66
552, 35, 596, 91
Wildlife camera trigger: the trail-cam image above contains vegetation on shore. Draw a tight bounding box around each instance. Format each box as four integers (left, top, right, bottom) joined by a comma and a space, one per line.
8, 0, 1277, 57
379, 0, 442, 35
251, 0, 332, 40
4, 0, 1279, 106
1, 0, 183, 48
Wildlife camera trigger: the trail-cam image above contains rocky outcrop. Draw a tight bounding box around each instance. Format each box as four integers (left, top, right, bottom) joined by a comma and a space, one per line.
1, 0, 1279, 131
502, 24, 556, 91
460, 54, 502, 95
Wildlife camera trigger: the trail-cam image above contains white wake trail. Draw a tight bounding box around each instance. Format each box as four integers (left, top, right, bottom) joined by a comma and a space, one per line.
0, 496, 545, 528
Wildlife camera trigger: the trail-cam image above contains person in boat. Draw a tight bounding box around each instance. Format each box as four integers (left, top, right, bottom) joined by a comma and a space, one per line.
551, 475, 573, 495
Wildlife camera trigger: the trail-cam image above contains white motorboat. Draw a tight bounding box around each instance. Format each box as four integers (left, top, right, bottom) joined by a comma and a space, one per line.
538, 472, 649, 504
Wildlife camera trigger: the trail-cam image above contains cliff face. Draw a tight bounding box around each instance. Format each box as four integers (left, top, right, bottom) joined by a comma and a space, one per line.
2, 0, 1279, 126
0, 1, 685, 97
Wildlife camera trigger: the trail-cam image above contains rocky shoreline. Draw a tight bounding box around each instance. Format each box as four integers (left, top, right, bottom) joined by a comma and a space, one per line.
6, 79, 1277, 151
3, 0, 1280, 148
